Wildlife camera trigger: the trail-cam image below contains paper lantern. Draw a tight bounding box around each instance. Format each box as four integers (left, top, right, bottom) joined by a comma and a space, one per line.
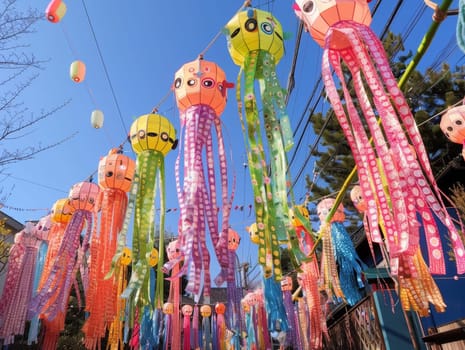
215, 302, 226, 315
90, 110, 104, 129
440, 105, 465, 157
121, 247, 132, 266
200, 305, 212, 317
182, 305, 193, 316
46, 0, 67, 23
163, 302, 174, 315
148, 248, 159, 267
350, 185, 367, 213
174, 58, 234, 116
129, 113, 177, 155
225, 7, 285, 66
50, 198, 74, 224
166, 239, 182, 261
70, 60, 86, 83
294, 0, 371, 48
227, 228, 241, 251
68, 181, 100, 211
98, 148, 135, 192
246, 223, 260, 244
280, 276, 293, 291
316, 197, 345, 223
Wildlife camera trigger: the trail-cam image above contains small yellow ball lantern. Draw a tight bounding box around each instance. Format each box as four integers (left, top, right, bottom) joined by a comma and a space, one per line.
225, 7, 285, 66
200, 304, 212, 318
129, 113, 178, 156
147, 247, 159, 267
246, 223, 260, 245
51, 198, 74, 224
120, 247, 132, 266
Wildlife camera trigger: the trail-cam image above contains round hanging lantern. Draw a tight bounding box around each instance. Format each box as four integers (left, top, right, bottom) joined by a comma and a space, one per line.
70, 60, 86, 83
163, 302, 174, 315
293, 0, 372, 48
225, 7, 285, 66
148, 247, 159, 267
200, 305, 212, 317
166, 239, 183, 261
50, 198, 74, 224
68, 181, 100, 211
317, 197, 345, 223
129, 113, 178, 156
173, 58, 233, 116
246, 223, 260, 244
97, 148, 135, 192
215, 302, 226, 315
227, 228, 241, 251
120, 247, 132, 266
440, 105, 465, 144
290, 204, 310, 227
182, 304, 193, 316
350, 185, 367, 213
91, 110, 104, 129
46, 0, 67, 23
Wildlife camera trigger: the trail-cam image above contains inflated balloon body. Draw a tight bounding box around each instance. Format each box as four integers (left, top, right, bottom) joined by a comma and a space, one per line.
317, 198, 365, 306
225, 7, 306, 280
350, 185, 447, 315
290, 205, 326, 350
170, 58, 234, 303
0, 216, 50, 345
30, 182, 99, 321
45, 0, 66, 23
440, 104, 465, 160
295, 0, 465, 281
83, 148, 135, 349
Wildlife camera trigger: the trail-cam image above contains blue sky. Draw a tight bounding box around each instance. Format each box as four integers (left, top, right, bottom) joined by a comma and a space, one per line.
2, 1, 465, 275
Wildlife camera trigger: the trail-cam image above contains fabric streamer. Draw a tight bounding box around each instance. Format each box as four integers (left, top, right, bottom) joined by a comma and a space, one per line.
83, 148, 135, 349
30, 182, 99, 321
225, 7, 307, 280
200, 305, 213, 350
215, 302, 227, 350
162, 303, 173, 350
294, 0, 465, 307
242, 294, 257, 350
457, 0, 465, 53
0, 216, 50, 345
170, 58, 234, 303
182, 304, 193, 350
281, 277, 297, 349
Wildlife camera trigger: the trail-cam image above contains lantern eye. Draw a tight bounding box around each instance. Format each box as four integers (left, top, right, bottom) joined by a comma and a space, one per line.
202, 78, 215, 88
455, 119, 463, 125
88, 198, 95, 204
302, 1, 314, 13
187, 79, 196, 86
245, 18, 257, 32
230, 27, 240, 38
106, 171, 114, 177
174, 77, 182, 89
261, 22, 273, 35
160, 132, 169, 141
138, 130, 146, 139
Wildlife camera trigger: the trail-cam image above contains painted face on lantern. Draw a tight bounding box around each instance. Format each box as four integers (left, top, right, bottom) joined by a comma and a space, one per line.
34, 215, 51, 240
120, 247, 132, 266
98, 148, 135, 192
246, 223, 260, 244
129, 113, 178, 156
51, 198, 74, 224
215, 302, 226, 315
182, 304, 193, 317
350, 185, 367, 213
293, 0, 372, 48
228, 228, 241, 251
440, 105, 465, 144
317, 197, 345, 223
225, 7, 285, 66
68, 182, 100, 211
166, 239, 182, 261
173, 59, 233, 116
200, 305, 212, 317
148, 248, 159, 267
